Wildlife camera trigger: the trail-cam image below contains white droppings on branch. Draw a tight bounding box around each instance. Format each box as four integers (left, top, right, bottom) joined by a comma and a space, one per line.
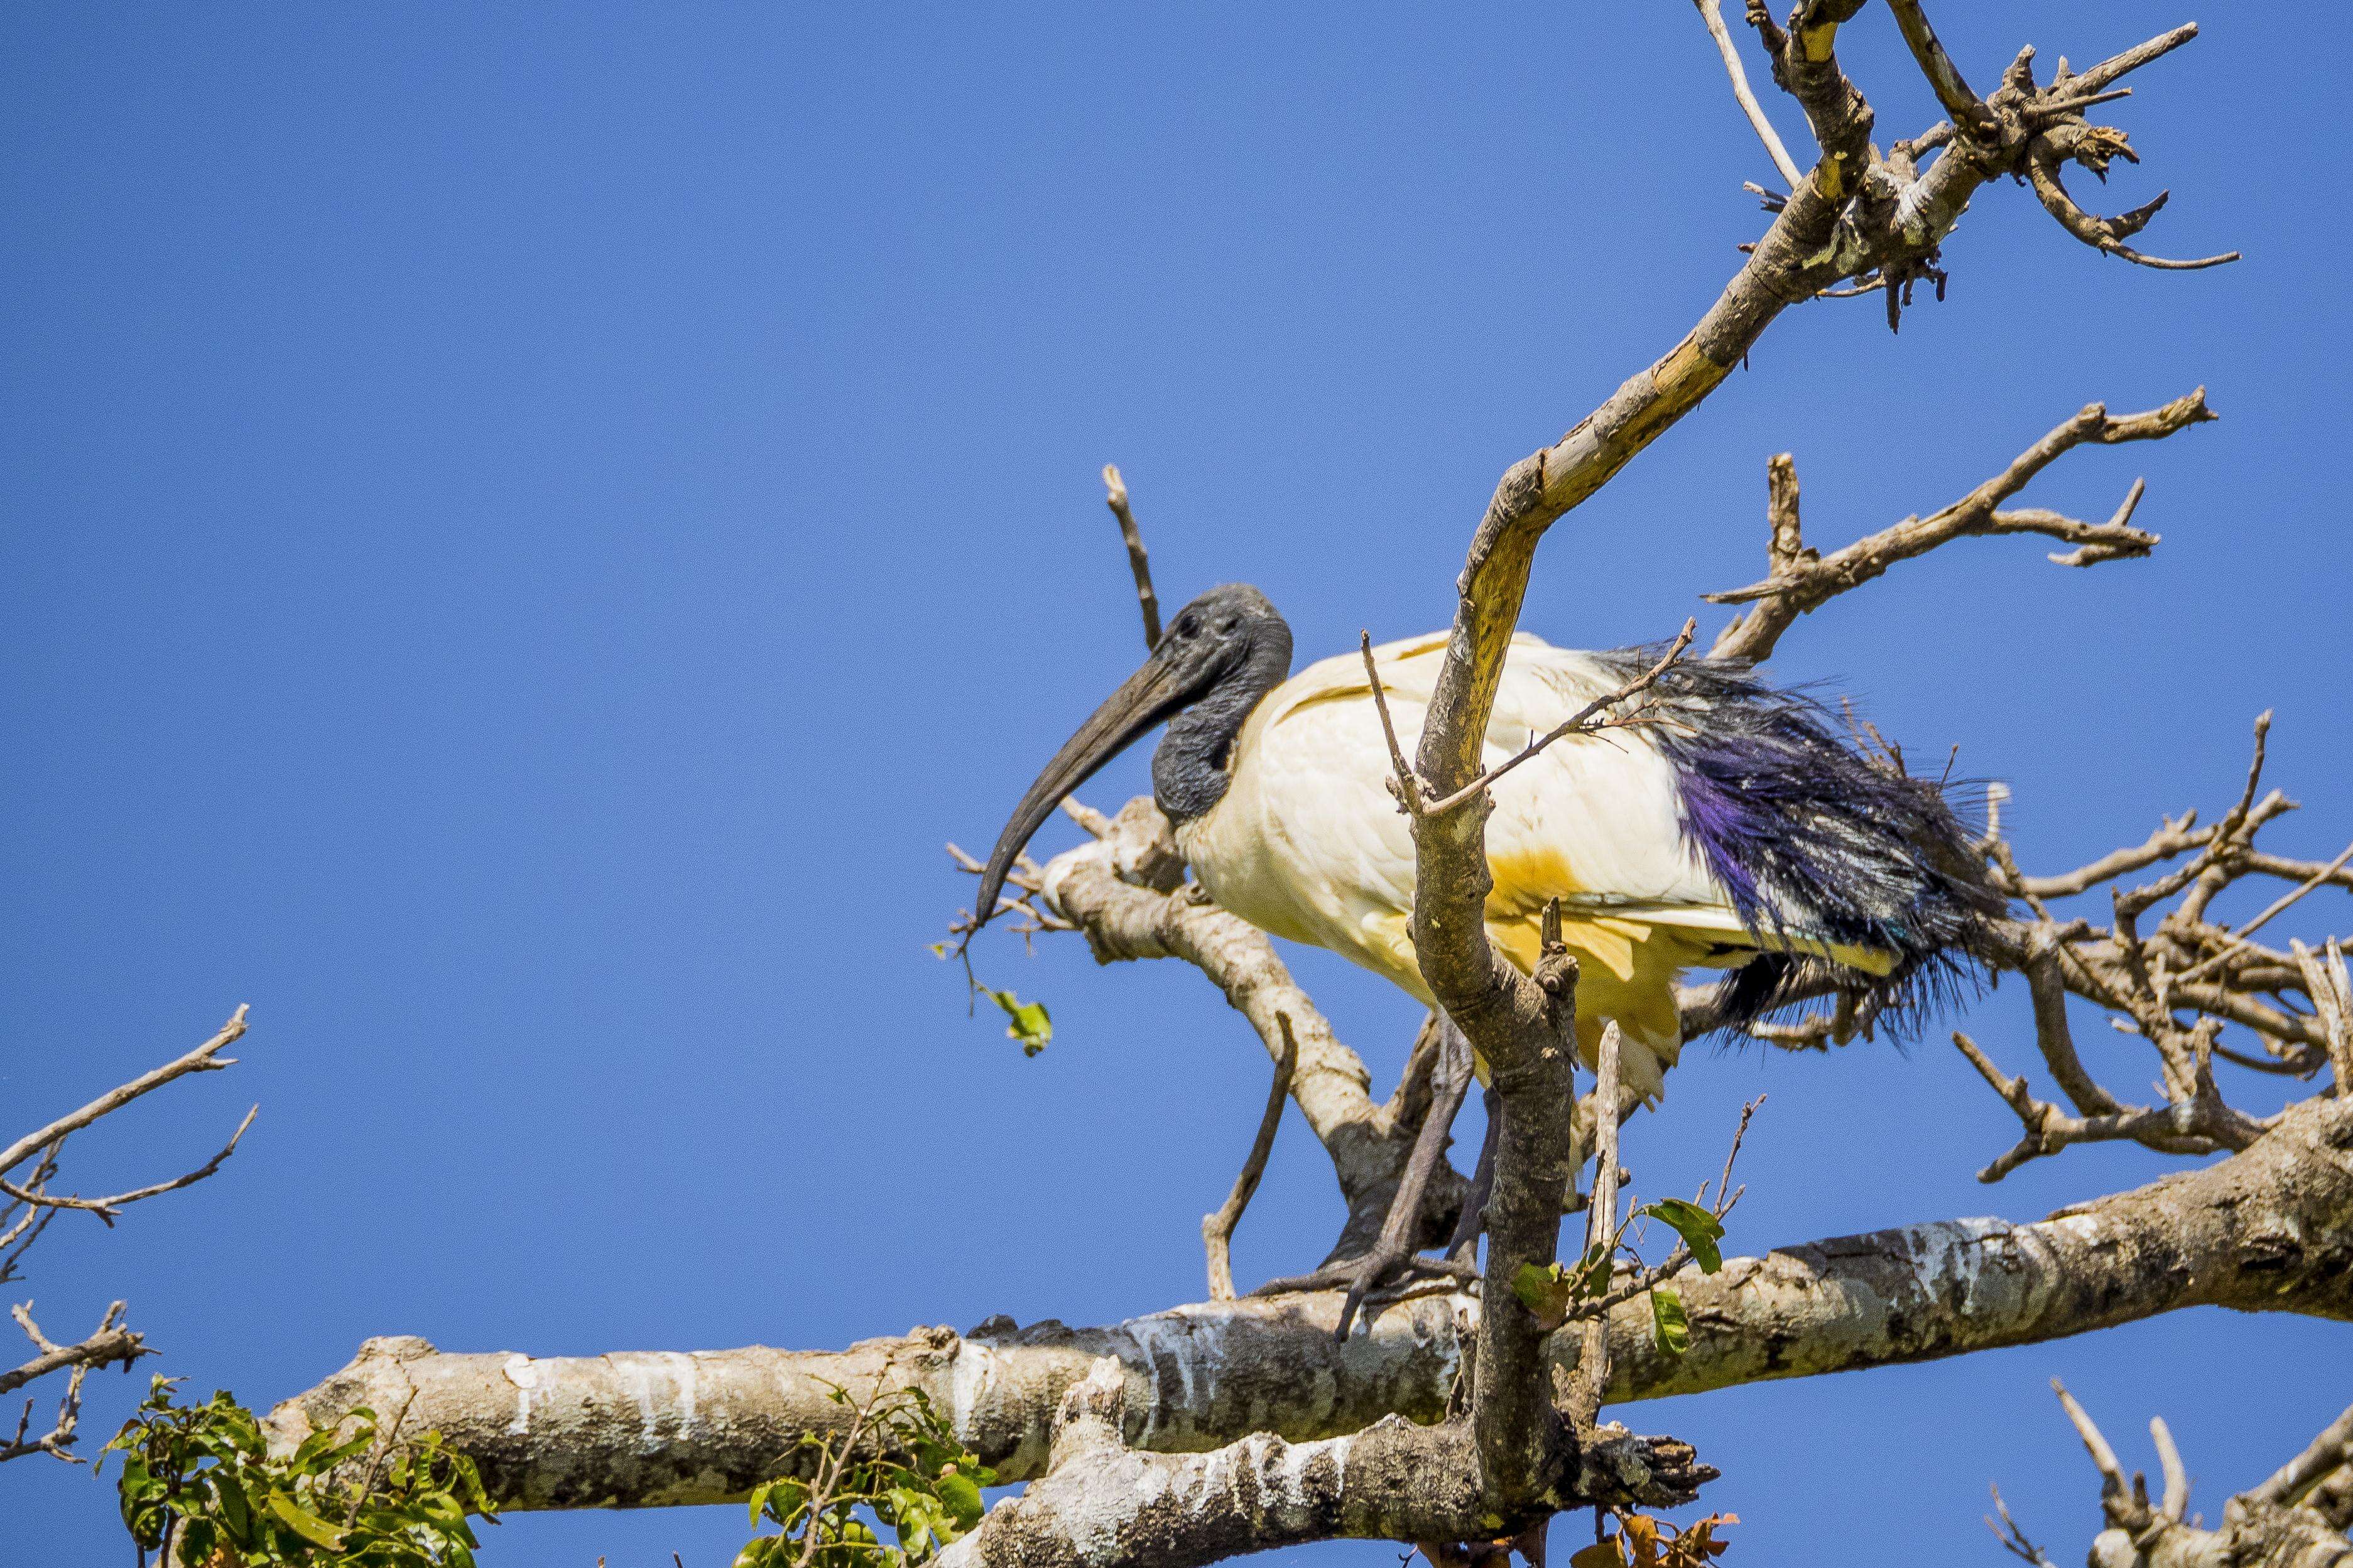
502, 1354, 540, 1436
950, 1336, 1001, 1448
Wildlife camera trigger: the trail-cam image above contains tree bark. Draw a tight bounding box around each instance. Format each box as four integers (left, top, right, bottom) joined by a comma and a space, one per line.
266, 1096, 2353, 1511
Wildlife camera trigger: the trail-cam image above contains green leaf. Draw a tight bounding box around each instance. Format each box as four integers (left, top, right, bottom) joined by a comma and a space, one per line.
1513, 1244, 1614, 1329
937, 1469, 986, 1530
733, 1536, 782, 1568
1636, 1198, 1725, 1273
1649, 1285, 1691, 1357
1511, 1261, 1572, 1329
989, 989, 1053, 1055
265, 1491, 350, 1550
1569, 1540, 1625, 1568
207, 1471, 253, 1544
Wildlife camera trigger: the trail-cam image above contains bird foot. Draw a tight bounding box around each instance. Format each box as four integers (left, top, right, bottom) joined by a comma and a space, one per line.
1256, 1248, 1477, 1339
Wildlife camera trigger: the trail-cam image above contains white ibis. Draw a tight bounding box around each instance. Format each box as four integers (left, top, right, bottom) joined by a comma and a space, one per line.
973, 583, 1994, 1318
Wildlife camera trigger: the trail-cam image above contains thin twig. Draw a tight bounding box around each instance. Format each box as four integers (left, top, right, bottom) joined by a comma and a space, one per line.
1420, 620, 1697, 816
344, 1386, 420, 1527
1986, 1483, 2058, 1567
1691, 0, 1802, 188
1569, 1021, 1624, 1432
1, 1007, 248, 1179
1203, 1016, 1298, 1302
1100, 465, 1161, 651
1359, 632, 1426, 817
0, 1106, 259, 1225
2172, 839, 2353, 990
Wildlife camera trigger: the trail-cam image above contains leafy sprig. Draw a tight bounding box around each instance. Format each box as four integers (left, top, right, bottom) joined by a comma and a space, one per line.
104, 1376, 494, 1567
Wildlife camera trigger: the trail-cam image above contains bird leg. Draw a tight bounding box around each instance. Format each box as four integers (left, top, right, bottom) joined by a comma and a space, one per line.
1445, 1086, 1503, 1265
1255, 1012, 1480, 1338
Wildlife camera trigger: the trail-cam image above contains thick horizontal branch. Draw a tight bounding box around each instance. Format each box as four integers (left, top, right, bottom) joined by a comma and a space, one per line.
264, 1096, 2353, 1511
937, 1358, 1703, 1568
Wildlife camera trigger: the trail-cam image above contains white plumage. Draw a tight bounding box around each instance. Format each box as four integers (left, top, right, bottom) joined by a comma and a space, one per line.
1177, 629, 1883, 1100
975, 584, 1972, 1109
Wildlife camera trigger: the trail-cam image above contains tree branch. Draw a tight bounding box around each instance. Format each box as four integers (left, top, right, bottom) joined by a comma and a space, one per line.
0, 1006, 248, 1179
1100, 464, 1161, 651
1692, 0, 1803, 189
2007, 1382, 2353, 1568
1, 1301, 146, 1464
1709, 391, 2211, 664
263, 1096, 2353, 1511
1202, 1018, 1296, 1301
1035, 798, 1466, 1259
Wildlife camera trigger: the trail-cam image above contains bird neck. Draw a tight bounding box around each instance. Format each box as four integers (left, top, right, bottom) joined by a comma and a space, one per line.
1153, 625, 1291, 824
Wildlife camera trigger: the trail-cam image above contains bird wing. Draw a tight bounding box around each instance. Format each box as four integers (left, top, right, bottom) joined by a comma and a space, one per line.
1240, 631, 1896, 966
1254, 630, 1720, 909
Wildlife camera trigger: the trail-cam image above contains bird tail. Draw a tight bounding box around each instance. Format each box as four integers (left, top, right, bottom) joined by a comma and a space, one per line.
1607, 649, 2007, 1039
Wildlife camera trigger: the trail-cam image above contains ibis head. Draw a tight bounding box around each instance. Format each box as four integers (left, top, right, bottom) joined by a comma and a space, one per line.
972, 583, 1293, 932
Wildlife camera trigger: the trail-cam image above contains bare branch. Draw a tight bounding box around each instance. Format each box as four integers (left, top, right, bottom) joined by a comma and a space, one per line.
1691, 0, 1802, 188
264, 1095, 2353, 1511
0, 1105, 258, 1225
2151, 1416, 2189, 1525
1418, 619, 1695, 816
2026, 148, 2241, 271
2252, 1400, 2353, 1511
1359, 632, 1426, 818
1202, 1016, 1297, 1301
1099, 464, 1161, 651
0, 1301, 146, 1464
2013, 1383, 2353, 1567
1886, 1, 1997, 139
1567, 1019, 1625, 1434
0, 1005, 248, 1179
2053, 1379, 2132, 1510
2070, 23, 2203, 95
1950, 1029, 2256, 1182
1986, 1483, 2058, 1567
2291, 939, 2353, 1090
1709, 392, 2210, 663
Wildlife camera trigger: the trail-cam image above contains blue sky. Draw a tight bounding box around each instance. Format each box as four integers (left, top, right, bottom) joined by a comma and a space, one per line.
5, 4, 2349, 1564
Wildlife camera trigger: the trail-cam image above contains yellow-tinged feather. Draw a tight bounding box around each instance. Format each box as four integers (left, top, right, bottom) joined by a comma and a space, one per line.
1178, 625, 1899, 1107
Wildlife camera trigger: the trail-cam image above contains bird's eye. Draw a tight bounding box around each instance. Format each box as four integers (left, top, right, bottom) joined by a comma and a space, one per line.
1176, 617, 1198, 639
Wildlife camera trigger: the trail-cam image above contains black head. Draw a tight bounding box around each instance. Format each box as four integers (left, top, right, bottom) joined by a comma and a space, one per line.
970, 584, 1291, 934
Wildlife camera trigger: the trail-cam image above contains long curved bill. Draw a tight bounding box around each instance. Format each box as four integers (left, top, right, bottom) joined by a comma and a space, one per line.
971, 648, 1187, 934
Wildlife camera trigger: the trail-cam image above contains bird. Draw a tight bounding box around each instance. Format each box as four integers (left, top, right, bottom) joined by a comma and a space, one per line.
970, 582, 1997, 1314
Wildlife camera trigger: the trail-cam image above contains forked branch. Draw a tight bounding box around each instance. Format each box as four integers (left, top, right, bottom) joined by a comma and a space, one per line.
1709, 391, 2212, 664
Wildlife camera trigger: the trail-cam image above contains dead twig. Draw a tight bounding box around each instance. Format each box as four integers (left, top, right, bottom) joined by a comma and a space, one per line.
1100, 465, 1161, 652
1691, 0, 1802, 188
1709, 392, 2210, 664
1203, 1015, 1298, 1301
0, 1007, 249, 1180
1420, 622, 1697, 818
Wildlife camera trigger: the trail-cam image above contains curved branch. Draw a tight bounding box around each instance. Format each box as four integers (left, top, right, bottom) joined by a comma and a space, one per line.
1036, 799, 1465, 1256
